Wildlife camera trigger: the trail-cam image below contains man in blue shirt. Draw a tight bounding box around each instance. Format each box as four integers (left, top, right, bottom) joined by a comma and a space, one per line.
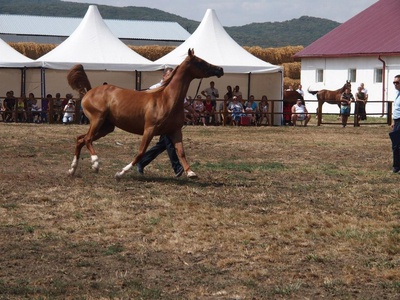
391, 75, 400, 173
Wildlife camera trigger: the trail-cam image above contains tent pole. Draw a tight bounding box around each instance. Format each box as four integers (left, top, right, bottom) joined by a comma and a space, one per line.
247, 73, 251, 99
20, 67, 26, 97
40, 68, 46, 99
135, 70, 141, 90
194, 78, 203, 98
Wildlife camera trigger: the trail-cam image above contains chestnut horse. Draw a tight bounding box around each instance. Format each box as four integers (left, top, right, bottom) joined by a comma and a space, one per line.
67, 49, 224, 180
308, 80, 351, 124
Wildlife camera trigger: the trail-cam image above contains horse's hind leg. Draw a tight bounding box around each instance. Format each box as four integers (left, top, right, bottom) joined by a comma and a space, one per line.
68, 133, 86, 176
85, 120, 115, 173
68, 119, 115, 176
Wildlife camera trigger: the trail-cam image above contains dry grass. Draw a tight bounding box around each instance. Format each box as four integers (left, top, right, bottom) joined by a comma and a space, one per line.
1, 122, 400, 299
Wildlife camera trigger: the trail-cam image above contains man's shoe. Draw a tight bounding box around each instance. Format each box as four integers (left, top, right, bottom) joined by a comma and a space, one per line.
175, 167, 184, 177
393, 167, 400, 173
137, 163, 144, 175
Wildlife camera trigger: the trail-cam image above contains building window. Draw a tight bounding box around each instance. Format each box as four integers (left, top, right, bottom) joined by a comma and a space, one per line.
375, 68, 383, 83
316, 69, 324, 82
348, 69, 356, 83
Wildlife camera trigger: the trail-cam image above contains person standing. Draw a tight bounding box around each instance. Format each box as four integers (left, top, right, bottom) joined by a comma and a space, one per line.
137, 68, 197, 178
355, 86, 367, 122
359, 83, 369, 120
296, 84, 305, 98
339, 87, 354, 128
233, 85, 242, 97
390, 75, 400, 173
201, 81, 219, 101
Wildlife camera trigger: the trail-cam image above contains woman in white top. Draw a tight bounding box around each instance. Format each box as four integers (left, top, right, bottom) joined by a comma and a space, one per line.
63, 99, 75, 124
291, 98, 311, 126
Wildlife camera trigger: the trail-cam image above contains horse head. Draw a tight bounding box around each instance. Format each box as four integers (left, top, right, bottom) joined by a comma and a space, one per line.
342, 80, 351, 92
186, 48, 224, 79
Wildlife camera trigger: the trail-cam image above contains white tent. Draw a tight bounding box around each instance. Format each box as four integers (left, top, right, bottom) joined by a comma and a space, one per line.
0, 38, 40, 68
148, 9, 283, 125
155, 9, 281, 74
36, 5, 159, 71
34, 5, 161, 98
0, 38, 41, 98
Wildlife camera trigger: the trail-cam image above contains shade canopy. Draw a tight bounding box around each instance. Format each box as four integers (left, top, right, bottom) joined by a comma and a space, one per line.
36, 5, 160, 71
155, 9, 282, 74
0, 38, 40, 68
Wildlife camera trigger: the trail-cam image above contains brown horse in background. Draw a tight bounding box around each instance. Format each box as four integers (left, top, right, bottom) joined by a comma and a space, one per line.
308, 80, 351, 124
308, 80, 351, 110
67, 49, 224, 180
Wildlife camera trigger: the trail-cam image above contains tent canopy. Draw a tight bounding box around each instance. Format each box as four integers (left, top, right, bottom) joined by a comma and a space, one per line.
36, 5, 160, 71
0, 38, 40, 68
155, 9, 282, 74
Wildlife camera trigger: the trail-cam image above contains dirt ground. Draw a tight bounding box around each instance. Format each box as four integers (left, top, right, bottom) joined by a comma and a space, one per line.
0, 122, 399, 299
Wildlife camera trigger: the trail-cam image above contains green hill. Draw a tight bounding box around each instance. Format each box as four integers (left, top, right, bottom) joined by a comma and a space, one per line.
0, 0, 340, 47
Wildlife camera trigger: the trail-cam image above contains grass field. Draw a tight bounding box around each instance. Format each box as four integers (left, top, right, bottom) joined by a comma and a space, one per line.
1, 121, 399, 299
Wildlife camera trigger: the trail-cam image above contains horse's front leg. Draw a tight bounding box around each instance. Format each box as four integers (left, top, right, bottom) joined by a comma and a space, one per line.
170, 130, 197, 178
115, 128, 154, 181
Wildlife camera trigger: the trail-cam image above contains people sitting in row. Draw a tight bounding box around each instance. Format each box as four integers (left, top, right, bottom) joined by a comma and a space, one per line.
1, 91, 78, 124
2, 90, 16, 122
258, 95, 269, 125
228, 96, 245, 125
244, 95, 258, 125
183, 91, 272, 126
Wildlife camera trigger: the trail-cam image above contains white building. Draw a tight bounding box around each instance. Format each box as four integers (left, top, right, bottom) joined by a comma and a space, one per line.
295, 0, 399, 118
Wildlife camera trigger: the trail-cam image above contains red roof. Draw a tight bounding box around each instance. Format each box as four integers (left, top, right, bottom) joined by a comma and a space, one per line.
295, 0, 400, 58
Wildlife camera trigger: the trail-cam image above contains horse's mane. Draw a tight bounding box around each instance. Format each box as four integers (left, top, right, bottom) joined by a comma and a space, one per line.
339, 81, 351, 93
160, 63, 181, 90
67, 64, 92, 95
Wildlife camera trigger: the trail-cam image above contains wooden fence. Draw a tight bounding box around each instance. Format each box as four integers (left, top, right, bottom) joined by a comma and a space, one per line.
0, 97, 393, 126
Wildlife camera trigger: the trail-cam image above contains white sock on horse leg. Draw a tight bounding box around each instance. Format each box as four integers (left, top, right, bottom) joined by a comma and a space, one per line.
91, 155, 99, 172
115, 162, 133, 180
68, 155, 78, 175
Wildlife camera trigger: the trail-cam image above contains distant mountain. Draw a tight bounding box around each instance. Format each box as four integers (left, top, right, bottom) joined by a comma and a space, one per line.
0, 0, 340, 47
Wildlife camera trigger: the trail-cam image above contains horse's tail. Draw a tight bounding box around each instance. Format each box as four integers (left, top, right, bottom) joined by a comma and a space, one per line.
307, 87, 318, 96
67, 64, 92, 95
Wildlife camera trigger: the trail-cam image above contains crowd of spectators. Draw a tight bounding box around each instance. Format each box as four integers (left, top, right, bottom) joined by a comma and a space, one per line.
1, 91, 81, 125
183, 82, 272, 126
2, 81, 367, 127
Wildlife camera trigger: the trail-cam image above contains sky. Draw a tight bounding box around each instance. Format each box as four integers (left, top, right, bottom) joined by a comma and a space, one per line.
63, 0, 379, 26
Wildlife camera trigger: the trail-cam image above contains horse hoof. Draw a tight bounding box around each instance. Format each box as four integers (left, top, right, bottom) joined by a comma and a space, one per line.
187, 170, 198, 179
68, 168, 75, 176
92, 161, 99, 173
115, 172, 122, 181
